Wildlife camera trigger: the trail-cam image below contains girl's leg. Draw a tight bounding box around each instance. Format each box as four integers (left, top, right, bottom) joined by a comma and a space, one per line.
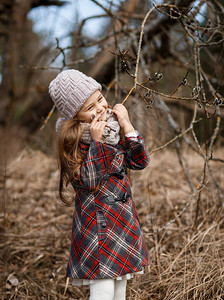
114, 279, 127, 300
89, 279, 115, 300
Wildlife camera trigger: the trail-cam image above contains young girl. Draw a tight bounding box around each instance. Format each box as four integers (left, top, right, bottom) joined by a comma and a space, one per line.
49, 69, 149, 300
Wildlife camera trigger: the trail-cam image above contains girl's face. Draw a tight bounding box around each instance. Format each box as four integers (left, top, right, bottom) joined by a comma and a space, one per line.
76, 90, 108, 123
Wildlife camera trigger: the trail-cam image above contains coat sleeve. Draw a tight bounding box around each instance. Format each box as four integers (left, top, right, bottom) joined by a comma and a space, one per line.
78, 140, 117, 191
124, 132, 149, 170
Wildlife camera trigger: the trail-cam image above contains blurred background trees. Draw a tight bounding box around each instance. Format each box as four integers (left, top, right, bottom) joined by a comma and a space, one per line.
0, 0, 66, 128
0, 0, 223, 176
0, 0, 223, 142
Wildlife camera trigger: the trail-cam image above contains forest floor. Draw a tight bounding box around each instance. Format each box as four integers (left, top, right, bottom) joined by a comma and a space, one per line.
0, 128, 224, 299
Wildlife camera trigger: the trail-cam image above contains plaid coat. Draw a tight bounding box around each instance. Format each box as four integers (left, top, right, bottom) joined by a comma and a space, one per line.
66, 133, 149, 280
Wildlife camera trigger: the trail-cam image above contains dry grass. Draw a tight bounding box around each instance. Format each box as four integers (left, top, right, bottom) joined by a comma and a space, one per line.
0, 134, 224, 299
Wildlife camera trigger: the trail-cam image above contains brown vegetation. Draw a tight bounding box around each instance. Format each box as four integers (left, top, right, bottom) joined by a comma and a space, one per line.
0, 129, 223, 299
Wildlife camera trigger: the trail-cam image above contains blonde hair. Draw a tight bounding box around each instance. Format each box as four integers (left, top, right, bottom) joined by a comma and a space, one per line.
57, 118, 84, 204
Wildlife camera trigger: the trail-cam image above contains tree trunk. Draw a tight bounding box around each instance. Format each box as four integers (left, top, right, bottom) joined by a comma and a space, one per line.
0, 0, 66, 124
0, 0, 31, 123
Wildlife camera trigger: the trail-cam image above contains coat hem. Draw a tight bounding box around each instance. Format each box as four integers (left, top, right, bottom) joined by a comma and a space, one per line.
71, 270, 144, 287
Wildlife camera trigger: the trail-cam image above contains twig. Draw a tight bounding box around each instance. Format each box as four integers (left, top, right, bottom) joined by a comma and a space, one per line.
40, 105, 56, 131
134, 5, 160, 86
149, 120, 200, 155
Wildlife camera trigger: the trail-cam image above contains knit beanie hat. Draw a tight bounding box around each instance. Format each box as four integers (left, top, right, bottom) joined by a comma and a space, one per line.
48, 69, 102, 119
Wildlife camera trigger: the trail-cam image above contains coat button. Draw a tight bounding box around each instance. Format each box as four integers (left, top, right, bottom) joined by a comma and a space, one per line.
122, 199, 127, 203
115, 173, 124, 179
101, 222, 107, 228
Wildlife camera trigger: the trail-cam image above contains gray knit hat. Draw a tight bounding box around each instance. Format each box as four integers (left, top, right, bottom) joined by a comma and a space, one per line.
49, 69, 102, 119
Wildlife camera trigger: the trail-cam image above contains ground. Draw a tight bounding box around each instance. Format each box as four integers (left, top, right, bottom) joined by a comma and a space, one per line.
0, 129, 223, 299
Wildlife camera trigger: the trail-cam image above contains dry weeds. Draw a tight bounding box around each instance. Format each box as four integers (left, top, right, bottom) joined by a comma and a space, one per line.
0, 141, 223, 299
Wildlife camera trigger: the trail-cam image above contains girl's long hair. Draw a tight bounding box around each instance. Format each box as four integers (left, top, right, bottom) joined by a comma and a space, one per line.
57, 118, 84, 204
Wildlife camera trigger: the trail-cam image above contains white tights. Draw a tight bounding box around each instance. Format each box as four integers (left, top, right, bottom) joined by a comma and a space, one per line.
89, 278, 127, 300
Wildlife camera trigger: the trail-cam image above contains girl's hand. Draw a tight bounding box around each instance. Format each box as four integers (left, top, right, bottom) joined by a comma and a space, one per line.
90, 112, 107, 142
112, 104, 135, 134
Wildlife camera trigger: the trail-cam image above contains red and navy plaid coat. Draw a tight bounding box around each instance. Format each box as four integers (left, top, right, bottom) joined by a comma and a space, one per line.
66, 133, 149, 279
